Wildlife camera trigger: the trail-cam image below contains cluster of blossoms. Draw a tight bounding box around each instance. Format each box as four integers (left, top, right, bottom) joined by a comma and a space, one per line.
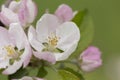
0, 0, 102, 80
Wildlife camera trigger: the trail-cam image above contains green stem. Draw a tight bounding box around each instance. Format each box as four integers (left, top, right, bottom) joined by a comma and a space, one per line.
37, 61, 47, 78
57, 59, 81, 71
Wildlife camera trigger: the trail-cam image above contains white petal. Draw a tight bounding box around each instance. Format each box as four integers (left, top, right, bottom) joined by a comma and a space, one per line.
20, 44, 32, 68
36, 14, 60, 42
9, 23, 27, 50
28, 26, 44, 51
2, 60, 22, 75
55, 42, 78, 61
56, 22, 80, 51
0, 49, 10, 68
0, 27, 13, 47
55, 22, 80, 61
0, 58, 9, 69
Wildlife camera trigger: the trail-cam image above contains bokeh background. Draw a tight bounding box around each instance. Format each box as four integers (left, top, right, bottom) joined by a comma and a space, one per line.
0, 0, 120, 80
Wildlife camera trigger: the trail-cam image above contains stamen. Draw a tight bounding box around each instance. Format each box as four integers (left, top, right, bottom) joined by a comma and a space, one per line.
47, 33, 60, 47
4, 45, 18, 59
5, 45, 15, 56
42, 33, 63, 53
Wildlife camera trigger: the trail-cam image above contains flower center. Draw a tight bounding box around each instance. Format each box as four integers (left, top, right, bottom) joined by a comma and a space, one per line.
47, 33, 59, 47
42, 33, 64, 53
4, 45, 18, 59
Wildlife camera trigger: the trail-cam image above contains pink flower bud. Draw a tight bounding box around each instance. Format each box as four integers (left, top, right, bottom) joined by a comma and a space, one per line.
55, 4, 73, 22
79, 46, 102, 72
0, 0, 37, 28
18, 0, 38, 27
0, 5, 19, 27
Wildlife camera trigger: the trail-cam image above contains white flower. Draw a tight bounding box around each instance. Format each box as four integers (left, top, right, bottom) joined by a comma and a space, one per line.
0, 23, 32, 74
28, 13, 80, 62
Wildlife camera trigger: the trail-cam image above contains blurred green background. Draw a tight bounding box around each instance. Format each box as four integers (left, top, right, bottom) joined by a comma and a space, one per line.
0, 0, 120, 80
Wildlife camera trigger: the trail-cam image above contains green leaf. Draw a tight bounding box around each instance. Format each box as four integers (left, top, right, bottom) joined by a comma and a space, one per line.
72, 9, 87, 27
0, 69, 4, 73
69, 10, 94, 59
37, 65, 48, 78
59, 69, 81, 80
8, 67, 28, 79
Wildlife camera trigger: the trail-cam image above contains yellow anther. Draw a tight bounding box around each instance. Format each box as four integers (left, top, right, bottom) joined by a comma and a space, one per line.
49, 38, 58, 46
5, 45, 15, 56
48, 33, 59, 47
4, 45, 18, 59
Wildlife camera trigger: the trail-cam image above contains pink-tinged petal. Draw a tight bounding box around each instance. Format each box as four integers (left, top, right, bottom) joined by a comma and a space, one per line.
36, 14, 60, 42
2, 60, 23, 75
81, 46, 101, 60
0, 13, 11, 26
55, 4, 73, 22
26, 0, 38, 23
0, 27, 12, 47
28, 26, 44, 51
79, 46, 102, 72
80, 59, 102, 72
0, 5, 19, 26
8, 1, 20, 12
34, 52, 56, 64
9, 23, 27, 50
18, 0, 29, 27
18, 0, 37, 27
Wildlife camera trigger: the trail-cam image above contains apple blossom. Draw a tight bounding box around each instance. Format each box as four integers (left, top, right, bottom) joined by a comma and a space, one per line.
0, 0, 37, 28
12, 76, 44, 80
0, 23, 32, 75
79, 46, 102, 72
55, 4, 74, 22
28, 13, 80, 63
